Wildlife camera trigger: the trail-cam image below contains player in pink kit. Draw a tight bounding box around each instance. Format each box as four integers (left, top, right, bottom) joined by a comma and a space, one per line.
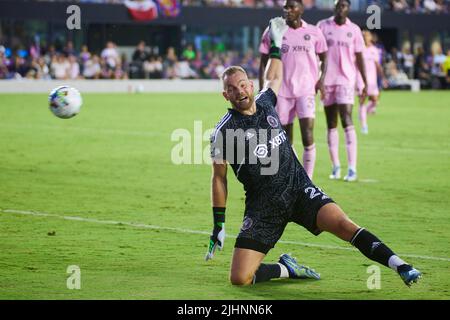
356, 30, 387, 134
317, 0, 367, 182
259, 0, 327, 179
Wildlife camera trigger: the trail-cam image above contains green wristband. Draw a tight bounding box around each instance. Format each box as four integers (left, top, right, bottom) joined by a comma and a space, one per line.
269, 40, 281, 60
213, 207, 225, 227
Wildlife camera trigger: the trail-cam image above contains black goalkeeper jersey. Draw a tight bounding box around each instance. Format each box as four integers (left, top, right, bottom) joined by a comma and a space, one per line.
210, 88, 312, 213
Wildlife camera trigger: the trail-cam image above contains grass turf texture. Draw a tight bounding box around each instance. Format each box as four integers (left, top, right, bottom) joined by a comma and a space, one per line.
0, 91, 449, 299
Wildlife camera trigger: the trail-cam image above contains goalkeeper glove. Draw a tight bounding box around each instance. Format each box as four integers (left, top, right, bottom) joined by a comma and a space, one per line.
205, 207, 225, 261
268, 17, 288, 59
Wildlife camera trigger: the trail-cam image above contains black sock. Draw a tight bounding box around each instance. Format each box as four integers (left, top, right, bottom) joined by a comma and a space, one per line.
350, 228, 395, 268
253, 264, 281, 284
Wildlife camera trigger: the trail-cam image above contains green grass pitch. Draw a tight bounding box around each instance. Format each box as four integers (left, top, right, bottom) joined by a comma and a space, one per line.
0, 90, 449, 299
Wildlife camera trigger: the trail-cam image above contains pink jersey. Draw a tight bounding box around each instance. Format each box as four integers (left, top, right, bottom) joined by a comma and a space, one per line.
317, 16, 364, 87
259, 20, 327, 97
356, 44, 380, 91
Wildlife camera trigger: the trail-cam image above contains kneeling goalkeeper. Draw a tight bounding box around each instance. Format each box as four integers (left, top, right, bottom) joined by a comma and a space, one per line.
206, 17, 421, 287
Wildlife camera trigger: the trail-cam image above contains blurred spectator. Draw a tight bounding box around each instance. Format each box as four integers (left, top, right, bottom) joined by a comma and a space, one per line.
163, 46, 178, 79
43, 45, 57, 66
400, 43, 414, 78
387, 47, 403, 71
130, 41, 150, 78
64, 40, 77, 57
435, 0, 449, 13
113, 59, 128, 79
429, 42, 447, 88
303, 0, 316, 9
132, 41, 150, 63
51, 54, 70, 80
390, 0, 409, 11
101, 41, 120, 71
8, 56, 29, 79
414, 46, 431, 88
182, 44, 196, 61
144, 55, 164, 79
443, 49, 450, 88
83, 55, 101, 79
68, 55, 81, 79
26, 55, 51, 80
385, 59, 410, 88
29, 42, 40, 60
174, 59, 198, 79
80, 45, 91, 64
0, 46, 8, 79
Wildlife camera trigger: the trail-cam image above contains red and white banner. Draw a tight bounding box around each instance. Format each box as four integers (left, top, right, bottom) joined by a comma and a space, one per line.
124, 0, 158, 21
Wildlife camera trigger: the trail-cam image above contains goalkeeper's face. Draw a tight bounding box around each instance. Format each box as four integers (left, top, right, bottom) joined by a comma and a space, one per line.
222, 71, 255, 112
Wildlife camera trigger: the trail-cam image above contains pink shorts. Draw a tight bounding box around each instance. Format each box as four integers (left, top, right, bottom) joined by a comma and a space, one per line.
322, 85, 355, 106
276, 95, 316, 125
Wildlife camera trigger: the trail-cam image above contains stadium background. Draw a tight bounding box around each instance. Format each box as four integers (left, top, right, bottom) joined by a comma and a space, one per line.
0, 0, 449, 301
0, 0, 449, 89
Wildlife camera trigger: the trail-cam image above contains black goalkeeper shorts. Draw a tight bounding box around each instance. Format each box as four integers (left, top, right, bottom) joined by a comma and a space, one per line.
234, 184, 335, 254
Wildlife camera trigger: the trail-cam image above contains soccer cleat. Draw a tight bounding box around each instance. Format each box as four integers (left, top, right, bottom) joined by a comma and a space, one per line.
278, 253, 321, 280
344, 168, 357, 182
361, 126, 369, 135
329, 166, 341, 180
398, 265, 422, 287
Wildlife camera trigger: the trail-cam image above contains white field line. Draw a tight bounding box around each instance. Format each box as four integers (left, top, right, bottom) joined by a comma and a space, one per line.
359, 179, 379, 183
1, 208, 449, 263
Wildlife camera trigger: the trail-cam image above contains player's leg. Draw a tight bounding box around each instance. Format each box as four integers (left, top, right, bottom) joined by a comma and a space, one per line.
232, 214, 319, 285
299, 118, 315, 179
338, 103, 357, 182
358, 94, 369, 134
359, 78, 379, 132
335, 85, 357, 181
230, 247, 319, 285
360, 79, 380, 133
316, 202, 422, 286
232, 215, 288, 285
230, 248, 267, 285
324, 104, 341, 179
356, 78, 365, 132
367, 95, 379, 115
297, 96, 316, 179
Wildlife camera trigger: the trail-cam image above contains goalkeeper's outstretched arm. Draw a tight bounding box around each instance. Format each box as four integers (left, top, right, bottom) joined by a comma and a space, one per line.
205, 161, 227, 261
262, 17, 288, 96
211, 161, 227, 208
263, 56, 283, 96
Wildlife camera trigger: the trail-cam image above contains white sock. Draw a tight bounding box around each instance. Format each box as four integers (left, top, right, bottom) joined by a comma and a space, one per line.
278, 263, 289, 278
388, 255, 407, 272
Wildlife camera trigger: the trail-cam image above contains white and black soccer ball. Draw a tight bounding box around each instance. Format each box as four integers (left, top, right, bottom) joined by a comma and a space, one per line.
48, 86, 82, 119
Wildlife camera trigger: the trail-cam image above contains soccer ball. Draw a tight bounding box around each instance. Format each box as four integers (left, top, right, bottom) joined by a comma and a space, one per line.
48, 86, 82, 119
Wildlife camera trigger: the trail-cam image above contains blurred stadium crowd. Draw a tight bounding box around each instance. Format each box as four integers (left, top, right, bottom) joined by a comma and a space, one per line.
1, 37, 449, 89
0, 41, 259, 81
184, 0, 450, 13
30, 0, 450, 13
0, 0, 449, 88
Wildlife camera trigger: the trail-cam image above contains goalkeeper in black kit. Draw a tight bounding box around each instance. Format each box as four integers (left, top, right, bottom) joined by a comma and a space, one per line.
205, 17, 421, 287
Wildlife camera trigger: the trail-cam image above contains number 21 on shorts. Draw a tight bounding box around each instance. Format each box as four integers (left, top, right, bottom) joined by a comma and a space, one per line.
304, 187, 329, 200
